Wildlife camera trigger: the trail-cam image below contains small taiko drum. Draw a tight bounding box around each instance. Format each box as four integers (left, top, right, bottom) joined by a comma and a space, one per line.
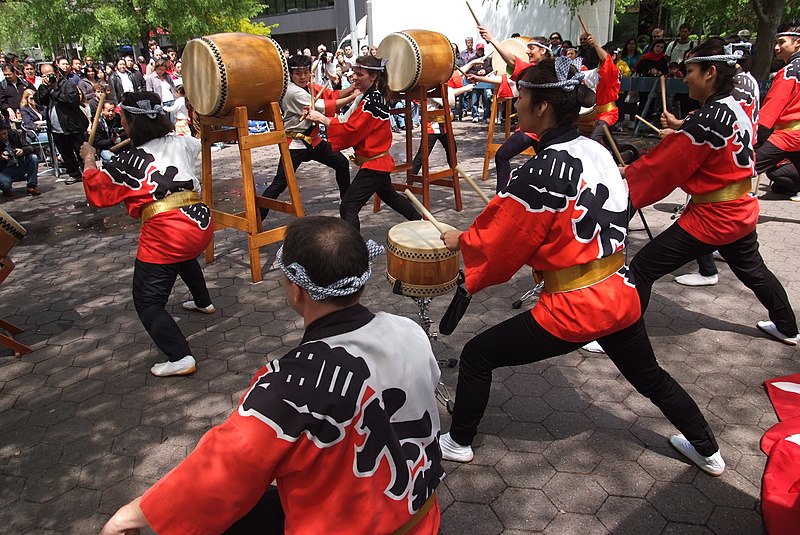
386, 221, 460, 298
378, 30, 455, 92
577, 105, 597, 135
0, 208, 26, 258
182, 33, 289, 117
491, 37, 532, 76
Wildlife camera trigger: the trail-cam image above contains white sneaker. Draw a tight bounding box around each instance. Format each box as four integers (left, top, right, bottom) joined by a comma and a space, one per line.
712, 250, 725, 262
581, 340, 605, 354
150, 356, 197, 377
439, 432, 474, 462
790, 195, 800, 202
182, 300, 217, 314
757, 320, 800, 346
669, 434, 725, 476
674, 273, 719, 286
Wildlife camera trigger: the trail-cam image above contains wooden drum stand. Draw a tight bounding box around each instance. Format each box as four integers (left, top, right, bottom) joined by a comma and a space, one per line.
197, 104, 304, 283
374, 83, 463, 212
481, 93, 535, 181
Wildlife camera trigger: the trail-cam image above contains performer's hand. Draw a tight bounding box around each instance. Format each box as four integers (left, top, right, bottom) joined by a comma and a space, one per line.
441, 230, 463, 251
478, 25, 494, 44
586, 34, 596, 47
661, 110, 682, 129
305, 109, 327, 125
99, 497, 146, 535
618, 165, 627, 177
658, 128, 674, 139
79, 142, 96, 161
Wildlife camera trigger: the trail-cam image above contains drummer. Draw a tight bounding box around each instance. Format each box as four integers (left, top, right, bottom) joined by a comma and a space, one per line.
305, 55, 420, 230
477, 26, 551, 191
438, 57, 725, 477
582, 33, 621, 144
259, 54, 359, 220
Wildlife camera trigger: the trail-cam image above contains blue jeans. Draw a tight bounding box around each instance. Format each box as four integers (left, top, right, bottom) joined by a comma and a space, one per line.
471, 88, 493, 120
0, 153, 38, 192
391, 101, 406, 129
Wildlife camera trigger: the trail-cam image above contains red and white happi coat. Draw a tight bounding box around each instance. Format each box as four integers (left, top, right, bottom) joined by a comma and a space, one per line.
458, 124, 640, 342
139, 305, 444, 535
759, 51, 800, 151
327, 87, 394, 172
82, 135, 213, 264
627, 94, 758, 246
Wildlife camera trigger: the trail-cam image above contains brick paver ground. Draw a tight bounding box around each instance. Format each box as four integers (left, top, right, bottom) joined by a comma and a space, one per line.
1, 121, 797, 534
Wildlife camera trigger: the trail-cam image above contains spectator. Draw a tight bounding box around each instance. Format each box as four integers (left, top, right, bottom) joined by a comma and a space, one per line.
665, 23, 696, 63
35, 59, 89, 184
145, 58, 177, 106
370, 46, 378, 57
172, 61, 182, 86
77, 87, 92, 126
84, 56, 95, 69
619, 37, 642, 71
549, 32, 563, 57
69, 57, 83, 86
565, 46, 578, 59
667, 61, 684, 78
109, 57, 143, 104
164, 85, 190, 136
642, 27, 665, 53
460, 36, 477, 65
147, 39, 159, 61
1, 64, 34, 123
342, 43, 358, 67
466, 43, 493, 123
80, 65, 100, 116
578, 33, 600, 69
92, 99, 124, 163
561, 40, 574, 57
634, 39, 668, 76
20, 88, 48, 144
0, 116, 39, 196
359, 44, 369, 56
4, 54, 20, 76
22, 60, 41, 88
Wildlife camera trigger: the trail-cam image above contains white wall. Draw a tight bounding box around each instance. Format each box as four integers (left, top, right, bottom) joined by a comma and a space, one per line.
370, 0, 614, 53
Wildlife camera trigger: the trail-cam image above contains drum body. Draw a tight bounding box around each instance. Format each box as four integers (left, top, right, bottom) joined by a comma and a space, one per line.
577, 106, 597, 135
0, 208, 26, 258
387, 221, 460, 298
182, 33, 288, 118
491, 37, 532, 77
378, 30, 455, 92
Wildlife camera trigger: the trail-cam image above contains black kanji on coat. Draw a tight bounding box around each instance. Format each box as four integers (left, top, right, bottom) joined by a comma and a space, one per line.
785, 57, 800, 81
105, 147, 155, 189
680, 101, 736, 149
507, 148, 583, 212
150, 166, 194, 199
733, 129, 754, 169
181, 203, 211, 230
573, 183, 628, 256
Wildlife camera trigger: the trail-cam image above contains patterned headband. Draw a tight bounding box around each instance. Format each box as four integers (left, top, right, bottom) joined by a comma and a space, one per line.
776, 32, 800, 38
120, 99, 164, 119
527, 41, 552, 54
356, 59, 389, 71
275, 240, 385, 300
518, 56, 584, 91
684, 44, 743, 66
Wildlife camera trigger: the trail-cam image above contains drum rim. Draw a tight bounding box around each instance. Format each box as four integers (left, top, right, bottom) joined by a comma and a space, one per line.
386, 272, 459, 297
273, 39, 289, 102
387, 220, 457, 257
197, 36, 228, 117
394, 32, 423, 91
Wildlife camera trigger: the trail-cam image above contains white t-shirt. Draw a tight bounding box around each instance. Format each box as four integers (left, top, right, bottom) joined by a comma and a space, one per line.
119, 72, 134, 94
666, 40, 695, 62
159, 78, 173, 102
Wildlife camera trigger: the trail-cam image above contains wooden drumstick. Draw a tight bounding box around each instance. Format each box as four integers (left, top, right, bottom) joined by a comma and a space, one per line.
660, 75, 668, 113
456, 65, 469, 77
309, 81, 317, 111
87, 92, 106, 146
110, 138, 131, 152
404, 190, 450, 235
456, 166, 491, 205
466, 0, 482, 26
601, 124, 626, 166
635, 114, 662, 134
577, 14, 589, 35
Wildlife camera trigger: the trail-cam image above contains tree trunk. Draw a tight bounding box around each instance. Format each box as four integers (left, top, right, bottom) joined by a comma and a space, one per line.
752, 0, 785, 80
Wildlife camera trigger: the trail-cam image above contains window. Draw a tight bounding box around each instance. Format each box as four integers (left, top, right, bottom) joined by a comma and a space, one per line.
260, 0, 336, 16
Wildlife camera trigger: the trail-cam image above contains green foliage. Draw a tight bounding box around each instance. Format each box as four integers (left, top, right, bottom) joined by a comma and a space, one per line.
0, 0, 270, 58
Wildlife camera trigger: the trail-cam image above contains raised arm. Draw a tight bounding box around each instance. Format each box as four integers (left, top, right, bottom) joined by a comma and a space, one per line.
478, 25, 517, 69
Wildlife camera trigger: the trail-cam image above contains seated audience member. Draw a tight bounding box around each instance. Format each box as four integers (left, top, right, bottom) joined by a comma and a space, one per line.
92, 99, 125, 163
0, 117, 39, 197
20, 88, 48, 144
99, 215, 444, 535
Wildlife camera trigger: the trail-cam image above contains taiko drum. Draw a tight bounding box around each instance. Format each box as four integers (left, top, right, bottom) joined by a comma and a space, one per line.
182, 33, 289, 118
378, 30, 456, 92
0, 208, 26, 258
386, 220, 460, 298
491, 37, 532, 77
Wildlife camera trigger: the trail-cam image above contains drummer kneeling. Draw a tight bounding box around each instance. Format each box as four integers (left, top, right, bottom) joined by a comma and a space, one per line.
100, 216, 445, 535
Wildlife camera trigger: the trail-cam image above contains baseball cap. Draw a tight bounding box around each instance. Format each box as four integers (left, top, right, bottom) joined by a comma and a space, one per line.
738, 29, 751, 38
476, 43, 485, 49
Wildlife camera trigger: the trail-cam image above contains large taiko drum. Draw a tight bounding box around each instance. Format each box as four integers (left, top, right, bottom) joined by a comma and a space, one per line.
491, 37, 532, 76
182, 33, 288, 118
386, 221, 460, 298
378, 30, 455, 92
0, 208, 26, 258
577, 106, 597, 135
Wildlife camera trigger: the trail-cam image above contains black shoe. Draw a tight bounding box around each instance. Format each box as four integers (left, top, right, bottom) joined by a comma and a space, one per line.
64, 176, 82, 185
2, 189, 12, 198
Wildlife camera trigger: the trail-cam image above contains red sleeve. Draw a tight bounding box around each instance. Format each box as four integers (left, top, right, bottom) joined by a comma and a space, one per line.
510, 57, 531, 81
626, 131, 707, 209
321, 87, 340, 116
81, 168, 130, 208
596, 54, 620, 105
458, 196, 553, 295
760, 69, 797, 130
327, 104, 372, 153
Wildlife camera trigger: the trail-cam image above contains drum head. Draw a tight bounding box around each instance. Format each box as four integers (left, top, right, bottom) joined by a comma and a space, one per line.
182, 38, 223, 117
387, 220, 456, 255
491, 37, 531, 76
0, 208, 26, 239
378, 33, 420, 92
579, 106, 596, 117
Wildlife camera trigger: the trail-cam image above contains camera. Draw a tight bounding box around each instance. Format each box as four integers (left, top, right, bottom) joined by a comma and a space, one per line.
46, 73, 57, 84
3, 151, 18, 166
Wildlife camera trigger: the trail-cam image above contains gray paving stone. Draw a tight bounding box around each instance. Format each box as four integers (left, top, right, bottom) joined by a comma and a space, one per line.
594, 459, 655, 498
543, 472, 608, 514
492, 487, 559, 531
440, 501, 503, 535
596, 496, 667, 535
647, 481, 715, 524
543, 512, 611, 534
706, 506, 766, 535
495, 452, 556, 489
443, 464, 505, 504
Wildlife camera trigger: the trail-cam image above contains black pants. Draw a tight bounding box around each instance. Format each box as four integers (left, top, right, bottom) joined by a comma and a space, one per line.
260, 141, 350, 219
767, 162, 799, 195
495, 130, 537, 193
411, 132, 455, 175
223, 486, 285, 535
756, 140, 800, 195
132, 258, 212, 362
449, 313, 719, 456
589, 120, 611, 145
339, 168, 421, 231
52, 131, 85, 177
630, 223, 798, 336
696, 253, 718, 276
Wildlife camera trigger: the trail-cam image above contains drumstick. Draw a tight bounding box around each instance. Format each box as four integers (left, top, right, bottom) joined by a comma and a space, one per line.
309, 81, 317, 111
87, 92, 106, 146
455, 166, 491, 205
466, 0, 482, 26
601, 124, 626, 166
456, 65, 469, 77
404, 190, 450, 236
635, 114, 662, 134
577, 14, 589, 35
660, 75, 668, 113
110, 138, 131, 152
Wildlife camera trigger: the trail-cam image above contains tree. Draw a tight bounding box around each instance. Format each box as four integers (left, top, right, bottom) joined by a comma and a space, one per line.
0, 0, 270, 59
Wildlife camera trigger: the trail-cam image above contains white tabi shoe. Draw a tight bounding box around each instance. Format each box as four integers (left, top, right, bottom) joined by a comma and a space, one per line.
182, 300, 217, 314
669, 434, 725, 476
581, 340, 605, 354
150, 356, 197, 377
439, 432, 474, 462
757, 321, 800, 346
674, 273, 719, 286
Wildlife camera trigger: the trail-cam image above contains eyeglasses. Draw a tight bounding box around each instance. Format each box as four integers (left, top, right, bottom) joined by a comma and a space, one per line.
550, 37, 560, 41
